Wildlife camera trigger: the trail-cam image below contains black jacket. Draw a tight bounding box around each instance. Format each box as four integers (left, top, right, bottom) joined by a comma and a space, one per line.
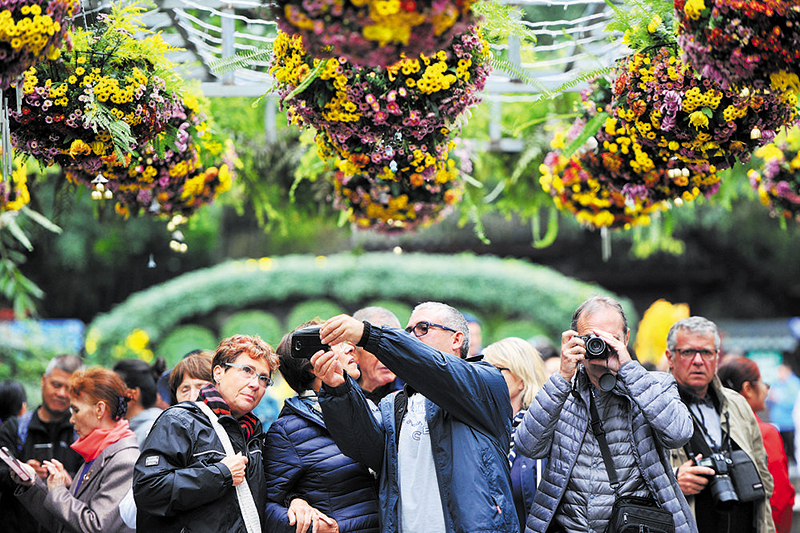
264, 396, 380, 533
132, 402, 266, 533
0, 408, 82, 533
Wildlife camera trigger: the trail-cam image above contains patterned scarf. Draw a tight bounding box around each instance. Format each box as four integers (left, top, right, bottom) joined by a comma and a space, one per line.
508, 409, 527, 467
197, 384, 259, 440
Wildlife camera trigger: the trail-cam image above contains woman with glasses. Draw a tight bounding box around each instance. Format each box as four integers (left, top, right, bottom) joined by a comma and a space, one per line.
263, 320, 380, 533
483, 337, 548, 533
133, 335, 279, 533
718, 356, 794, 533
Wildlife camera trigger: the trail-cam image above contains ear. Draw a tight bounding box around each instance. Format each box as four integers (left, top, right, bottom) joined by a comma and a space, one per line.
452, 331, 465, 357
95, 401, 107, 420
740, 381, 756, 400
213, 365, 225, 384
129, 387, 141, 403
664, 349, 675, 369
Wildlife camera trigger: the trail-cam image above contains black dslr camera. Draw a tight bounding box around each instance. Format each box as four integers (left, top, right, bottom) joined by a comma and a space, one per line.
576, 334, 610, 359
694, 452, 738, 505
291, 325, 329, 359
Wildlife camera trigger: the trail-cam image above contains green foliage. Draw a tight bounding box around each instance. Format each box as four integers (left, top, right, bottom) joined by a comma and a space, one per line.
155, 325, 217, 366
220, 310, 284, 346
85, 252, 635, 365
286, 300, 346, 330
487, 319, 549, 345
364, 300, 413, 326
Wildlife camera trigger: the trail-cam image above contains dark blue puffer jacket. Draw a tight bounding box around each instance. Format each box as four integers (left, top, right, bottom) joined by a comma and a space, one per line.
263, 395, 380, 533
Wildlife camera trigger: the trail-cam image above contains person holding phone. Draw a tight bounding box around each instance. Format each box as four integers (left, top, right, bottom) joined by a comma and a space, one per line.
10, 367, 138, 533
0, 353, 84, 533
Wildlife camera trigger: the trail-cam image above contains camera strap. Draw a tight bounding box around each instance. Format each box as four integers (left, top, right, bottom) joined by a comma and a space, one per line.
588, 390, 620, 490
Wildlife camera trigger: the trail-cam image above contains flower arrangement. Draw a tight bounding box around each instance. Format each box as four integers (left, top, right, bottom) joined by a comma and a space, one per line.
0, 0, 80, 90
270, 27, 490, 155
0, 155, 31, 212
612, 47, 798, 172
330, 133, 463, 232
748, 126, 800, 222
272, 0, 477, 67
674, 0, 800, 89
9, 1, 182, 173
66, 88, 237, 218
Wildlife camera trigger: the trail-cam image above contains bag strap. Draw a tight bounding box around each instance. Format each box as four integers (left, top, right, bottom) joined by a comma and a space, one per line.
588, 391, 620, 489
195, 401, 262, 533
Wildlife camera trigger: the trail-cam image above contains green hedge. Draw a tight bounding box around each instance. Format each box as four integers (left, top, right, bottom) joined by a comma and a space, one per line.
85, 252, 636, 364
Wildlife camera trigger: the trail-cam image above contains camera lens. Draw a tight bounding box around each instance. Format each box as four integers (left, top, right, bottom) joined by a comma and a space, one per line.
584, 335, 607, 359
709, 475, 739, 506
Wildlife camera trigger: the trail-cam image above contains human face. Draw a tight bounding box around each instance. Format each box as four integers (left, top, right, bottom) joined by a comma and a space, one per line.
40, 368, 73, 421
406, 309, 462, 357
491, 364, 524, 415
333, 342, 360, 381
355, 346, 395, 392
176, 377, 212, 404
744, 380, 769, 412
667, 329, 718, 398
69, 394, 104, 439
213, 354, 270, 419
575, 307, 629, 384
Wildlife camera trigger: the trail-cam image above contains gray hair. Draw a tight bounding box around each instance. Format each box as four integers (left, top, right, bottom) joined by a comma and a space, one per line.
666, 316, 720, 351
44, 353, 85, 377
571, 296, 629, 333
412, 302, 470, 358
353, 306, 401, 329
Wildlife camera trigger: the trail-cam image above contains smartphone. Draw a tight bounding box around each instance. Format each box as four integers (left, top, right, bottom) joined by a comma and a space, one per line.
291, 325, 330, 359
0, 446, 31, 482
32, 442, 53, 463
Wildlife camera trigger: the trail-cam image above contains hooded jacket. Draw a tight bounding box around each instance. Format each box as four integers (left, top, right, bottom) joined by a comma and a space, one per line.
132, 402, 266, 533
264, 395, 380, 532
319, 325, 518, 533
515, 361, 698, 533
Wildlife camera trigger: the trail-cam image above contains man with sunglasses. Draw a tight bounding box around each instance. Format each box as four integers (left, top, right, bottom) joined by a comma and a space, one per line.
667, 316, 774, 533
311, 302, 519, 533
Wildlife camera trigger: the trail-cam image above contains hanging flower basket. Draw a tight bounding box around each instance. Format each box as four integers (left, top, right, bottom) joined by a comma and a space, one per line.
748, 126, 800, 222
330, 133, 463, 232
9, 2, 182, 173
272, 0, 477, 67
0, 155, 31, 212
270, 27, 489, 156
674, 0, 800, 90
66, 88, 237, 218
0, 0, 80, 90
612, 47, 798, 173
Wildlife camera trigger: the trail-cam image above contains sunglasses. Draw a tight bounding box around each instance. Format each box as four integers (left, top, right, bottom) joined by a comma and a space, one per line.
405, 321, 456, 338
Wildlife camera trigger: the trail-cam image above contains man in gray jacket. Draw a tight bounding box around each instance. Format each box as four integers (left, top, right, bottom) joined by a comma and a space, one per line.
515, 296, 697, 533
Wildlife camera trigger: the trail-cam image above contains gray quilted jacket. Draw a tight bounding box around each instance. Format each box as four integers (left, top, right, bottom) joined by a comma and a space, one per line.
514, 361, 698, 533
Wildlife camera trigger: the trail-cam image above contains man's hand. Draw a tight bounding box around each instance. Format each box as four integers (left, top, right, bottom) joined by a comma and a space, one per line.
220, 452, 248, 486
26, 459, 47, 479
288, 498, 340, 533
590, 328, 632, 372
676, 454, 714, 495
320, 315, 365, 347
310, 350, 345, 388
560, 330, 586, 382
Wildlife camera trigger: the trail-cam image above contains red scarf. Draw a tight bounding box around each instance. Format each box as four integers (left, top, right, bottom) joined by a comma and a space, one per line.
71, 419, 135, 462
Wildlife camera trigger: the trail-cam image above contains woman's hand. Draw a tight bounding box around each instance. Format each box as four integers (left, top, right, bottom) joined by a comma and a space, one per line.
220, 452, 248, 486
43, 459, 71, 490
10, 461, 36, 486
288, 498, 340, 533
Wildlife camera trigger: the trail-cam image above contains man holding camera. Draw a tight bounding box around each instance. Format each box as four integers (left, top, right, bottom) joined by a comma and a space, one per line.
667, 317, 775, 533
515, 296, 697, 533
311, 301, 519, 533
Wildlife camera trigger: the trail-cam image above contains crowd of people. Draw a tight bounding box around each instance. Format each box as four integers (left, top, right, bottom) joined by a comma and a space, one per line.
0, 297, 796, 533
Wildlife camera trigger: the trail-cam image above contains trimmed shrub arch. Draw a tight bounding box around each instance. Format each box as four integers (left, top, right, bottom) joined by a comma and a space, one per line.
85, 252, 636, 364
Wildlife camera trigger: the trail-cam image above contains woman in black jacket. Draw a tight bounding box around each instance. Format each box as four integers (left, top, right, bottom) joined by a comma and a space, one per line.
264, 321, 380, 533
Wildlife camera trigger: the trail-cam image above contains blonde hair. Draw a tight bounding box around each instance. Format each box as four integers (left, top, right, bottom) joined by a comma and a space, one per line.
483, 337, 547, 409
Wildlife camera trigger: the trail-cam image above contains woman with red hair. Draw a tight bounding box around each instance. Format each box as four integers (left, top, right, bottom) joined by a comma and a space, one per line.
10, 367, 138, 533
718, 356, 795, 533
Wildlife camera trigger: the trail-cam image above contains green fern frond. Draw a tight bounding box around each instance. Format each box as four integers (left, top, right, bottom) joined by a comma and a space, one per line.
490, 58, 548, 91
82, 98, 136, 161
561, 111, 609, 158
210, 47, 274, 75
605, 0, 677, 51
532, 66, 614, 105
474, 0, 538, 46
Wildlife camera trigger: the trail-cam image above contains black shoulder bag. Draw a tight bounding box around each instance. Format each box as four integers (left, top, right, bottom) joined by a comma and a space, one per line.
588, 391, 675, 533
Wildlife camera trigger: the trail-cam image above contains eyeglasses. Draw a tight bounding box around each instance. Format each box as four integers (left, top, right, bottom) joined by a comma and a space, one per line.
674, 348, 717, 361
405, 321, 456, 338
225, 363, 273, 388
749, 380, 771, 391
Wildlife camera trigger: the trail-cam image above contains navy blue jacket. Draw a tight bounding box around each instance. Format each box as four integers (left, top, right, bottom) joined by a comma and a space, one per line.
319, 326, 518, 533
263, 395, 380, 533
